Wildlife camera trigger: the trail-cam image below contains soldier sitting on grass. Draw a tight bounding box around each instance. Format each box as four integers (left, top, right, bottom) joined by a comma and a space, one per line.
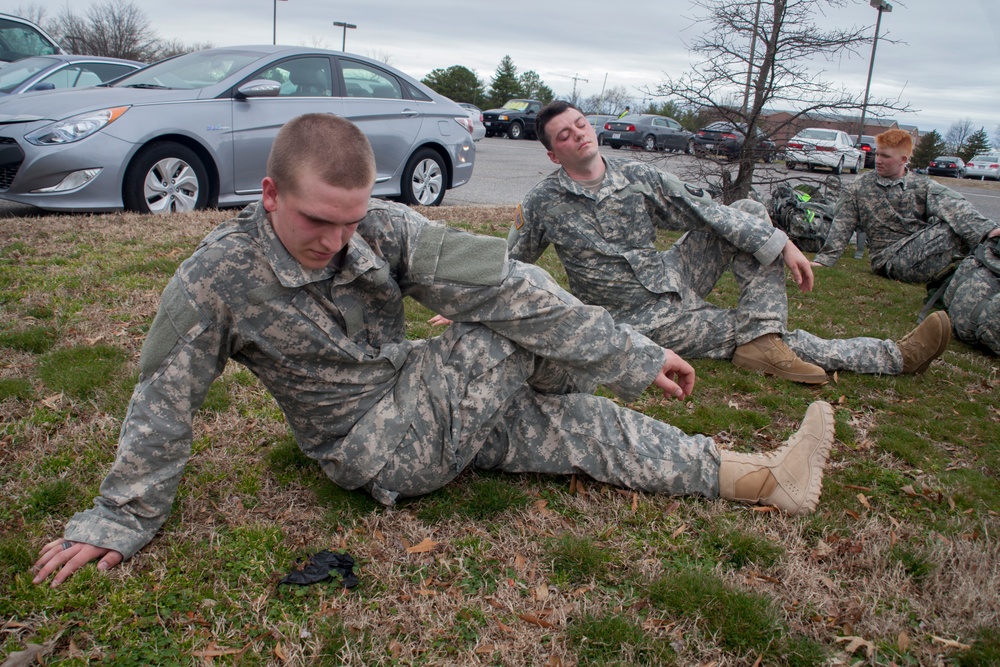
34, 113, 839, 587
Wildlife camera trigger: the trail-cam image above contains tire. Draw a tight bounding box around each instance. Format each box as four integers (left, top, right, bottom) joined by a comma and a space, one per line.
832, 157, 844, 175
787, 161, 796, 170
123, 142, 209, 214
611, 143, 621, 150
401, 148, 446, 207
485, 131, 495, 138
850, 156, 862, 174
643, 134, 657, 151
597, 133, 604, 146
685, 140, 694, 155
507, 122, 523, 140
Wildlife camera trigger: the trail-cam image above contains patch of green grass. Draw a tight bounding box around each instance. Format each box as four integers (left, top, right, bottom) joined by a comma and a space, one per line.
702, 522, 784, 569
547, 533, 613, 585
36, 344, 128, 400
566, 613, 674, 666
414, 473, 530, 523
889, 544, 936, 583
959, 627, 1000, 667
0, 377, 35, 401
199, 376, 233, 413
24, 478, 80, 519
0, 325, 58, 354
648, 568, 788, 660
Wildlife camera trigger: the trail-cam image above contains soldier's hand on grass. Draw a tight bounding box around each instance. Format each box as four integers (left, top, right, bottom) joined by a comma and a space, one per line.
427, 314, 453, 327
32, 539, 124, 587
653, 349, 695, 400
782, 240, 814, 292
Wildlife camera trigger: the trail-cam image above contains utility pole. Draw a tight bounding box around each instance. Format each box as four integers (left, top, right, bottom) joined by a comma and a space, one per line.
858, 0, 893, 138
741, 0, 763, 115
570, 73, 588, 101
333, 21, 357, 51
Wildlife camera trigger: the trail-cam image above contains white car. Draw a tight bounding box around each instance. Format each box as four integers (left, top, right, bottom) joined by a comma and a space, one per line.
785, 128, 863, 174
458, 102, 486, 141
964, 154, 1000, 181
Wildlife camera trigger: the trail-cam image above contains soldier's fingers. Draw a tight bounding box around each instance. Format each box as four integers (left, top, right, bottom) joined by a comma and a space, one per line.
97, 550, 124, 572
32, 541, 81, 584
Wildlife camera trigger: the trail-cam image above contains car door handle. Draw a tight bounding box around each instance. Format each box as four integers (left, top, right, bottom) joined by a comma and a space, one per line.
401, 108, 419, 117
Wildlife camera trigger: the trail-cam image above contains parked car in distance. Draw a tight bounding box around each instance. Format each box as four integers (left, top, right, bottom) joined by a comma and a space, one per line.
603, 114, 692, 152
458, 102, 486, 141
0, 13, 63, 65
927, 156, 966, 178
481, 98, 542, 140
0, 45, 476, 213
586, 114, 616, 146
785, 128, 862, 174
964, 154, 1000, 181
690, 121, 776, 162
849, 134, 877, 168
0, 55, 143, 96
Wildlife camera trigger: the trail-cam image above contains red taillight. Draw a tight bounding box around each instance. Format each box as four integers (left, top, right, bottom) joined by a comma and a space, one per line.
787, 142, 803, 149
860, 145, 872, 152
625, 124, 636, 131
721, 133, 737, 140
816, 145, 834, 152
697, 131, 706, 136
604, 123, 611, 130
990, 164, 1000, 169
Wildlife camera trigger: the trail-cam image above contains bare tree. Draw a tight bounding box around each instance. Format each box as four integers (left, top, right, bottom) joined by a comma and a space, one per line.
993, 125, 1000, 151
944, 118, 975, 154
49, 0, 159, 61
581, 86, 633, 116
648, 0, 910, 203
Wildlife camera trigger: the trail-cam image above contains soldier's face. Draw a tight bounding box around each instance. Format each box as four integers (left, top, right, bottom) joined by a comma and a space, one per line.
875, 144, 909, 180
545, 109, 600, 169
262, 172, 370, 270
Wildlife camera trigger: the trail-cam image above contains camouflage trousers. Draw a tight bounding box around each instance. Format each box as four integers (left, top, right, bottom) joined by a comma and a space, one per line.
876, 218, 968, 284
943, 256, 1000, 355
365, 323, 720, 504
613, 202, 903, 374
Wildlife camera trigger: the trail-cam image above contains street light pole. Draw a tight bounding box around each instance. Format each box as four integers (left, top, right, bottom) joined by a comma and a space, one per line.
333, 21, 357, 51
857, 0, 892, 138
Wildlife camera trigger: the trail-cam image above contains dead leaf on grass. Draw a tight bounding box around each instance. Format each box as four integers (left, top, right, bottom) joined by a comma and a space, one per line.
835, 635, 875, 657
474, 644, 497, 655
535, 584, 549, 601
901, 484, 919, 497
931, 636, 971, 650
898, 631, 910, 652
519, 613, 556, 628
274, 642, 289, 663
514, 553, 527, 572
857, 493, 871, 509
406, 537, 438, 554
670, 524, 687, 539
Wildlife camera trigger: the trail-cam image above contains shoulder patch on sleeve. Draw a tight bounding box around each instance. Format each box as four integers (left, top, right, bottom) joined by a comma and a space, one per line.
684, 183, 705, 199
410, 224, 507, 286
139, 279, 201, 376
514, 203, 525, 230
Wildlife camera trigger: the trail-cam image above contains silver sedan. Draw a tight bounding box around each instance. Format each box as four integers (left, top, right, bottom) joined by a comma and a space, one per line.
0, 45, 476, 213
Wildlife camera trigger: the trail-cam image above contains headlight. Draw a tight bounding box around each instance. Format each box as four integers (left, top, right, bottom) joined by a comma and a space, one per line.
25, 106, 130, 146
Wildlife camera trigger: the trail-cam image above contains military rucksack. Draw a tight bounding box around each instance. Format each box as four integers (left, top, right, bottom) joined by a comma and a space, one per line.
919, 236, 1000, 322
767, 180, 838, 252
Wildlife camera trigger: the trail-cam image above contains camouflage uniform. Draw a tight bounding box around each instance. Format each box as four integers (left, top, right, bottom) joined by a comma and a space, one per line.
942, 247, 1000, 355
814, 171, 998, 283
64, 200, 720, 560
512, 158, 902, 374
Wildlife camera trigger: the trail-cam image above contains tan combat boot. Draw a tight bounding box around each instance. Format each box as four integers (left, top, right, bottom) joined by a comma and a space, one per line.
732, 333, 828, 384
898, 311, 951, 374
719, 401, 835, 516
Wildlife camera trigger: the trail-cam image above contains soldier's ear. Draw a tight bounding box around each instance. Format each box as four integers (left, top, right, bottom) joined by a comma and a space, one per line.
547, 150, 561, 166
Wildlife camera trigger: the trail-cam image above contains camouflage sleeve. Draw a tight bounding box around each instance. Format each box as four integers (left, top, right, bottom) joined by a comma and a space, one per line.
925, 181, 999, 246
399, 211, 664, 401
813, 184, 860, 266
643, 166, 787, 265
507, 192, 549, 264
62, 276, 229, 559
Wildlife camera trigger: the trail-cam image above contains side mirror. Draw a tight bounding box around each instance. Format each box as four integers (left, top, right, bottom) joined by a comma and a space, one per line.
236, 79, 281, 99
30, 83, 56, 92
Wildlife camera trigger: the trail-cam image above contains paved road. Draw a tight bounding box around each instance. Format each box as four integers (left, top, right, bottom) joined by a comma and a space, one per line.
3, 135, 999, 221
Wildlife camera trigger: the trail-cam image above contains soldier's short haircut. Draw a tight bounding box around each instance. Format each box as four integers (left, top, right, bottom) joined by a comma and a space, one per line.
536, 100, 580, 150
267, 114, 376, 193
875, 128, 913, 157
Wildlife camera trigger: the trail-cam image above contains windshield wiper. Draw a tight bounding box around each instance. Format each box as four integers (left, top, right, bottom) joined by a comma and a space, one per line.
123, 83, 170, 89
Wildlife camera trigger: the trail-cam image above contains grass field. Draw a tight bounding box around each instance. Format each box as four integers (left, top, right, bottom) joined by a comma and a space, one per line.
1, 204, 998, 666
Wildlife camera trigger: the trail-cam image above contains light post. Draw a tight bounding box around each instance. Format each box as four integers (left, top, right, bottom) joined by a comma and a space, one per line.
333, 21, 357, 51
857, 0, 892, 138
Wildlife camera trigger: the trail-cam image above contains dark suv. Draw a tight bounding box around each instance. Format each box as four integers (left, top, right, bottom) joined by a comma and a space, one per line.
690, 121, 776, 162
482, 98, 542, 140
850, 134, 877, 168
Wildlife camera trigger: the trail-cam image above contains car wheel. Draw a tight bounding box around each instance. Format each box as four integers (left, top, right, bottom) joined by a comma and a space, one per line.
850, 156, 861, 174
764, 150, 774, 164
508, 122, 524, 140
686, 139, 694, 155
123, 142, 209, 214
597, 134, 604, 146
611, 143, 621, 150
832, 157, 844, 175
401, 148, 446, 206
643, 135, 657, 151
787, 161, 796, 170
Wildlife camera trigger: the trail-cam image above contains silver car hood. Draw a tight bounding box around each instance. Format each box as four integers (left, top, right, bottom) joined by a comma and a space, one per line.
0, 86, 215, 124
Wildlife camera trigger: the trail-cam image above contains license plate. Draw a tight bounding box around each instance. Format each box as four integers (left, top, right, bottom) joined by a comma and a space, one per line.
485, 121, 492, 126
612, 133, 621, 139
704, 142, 714, 149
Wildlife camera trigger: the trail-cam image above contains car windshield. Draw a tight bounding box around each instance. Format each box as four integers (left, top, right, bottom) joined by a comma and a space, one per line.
935, 157, 960, 162
797, 129, 838, 141
111, 49, 262, 90
971, 155, 1000, 163
501, 100, 530, 110
0, 55, 55, 92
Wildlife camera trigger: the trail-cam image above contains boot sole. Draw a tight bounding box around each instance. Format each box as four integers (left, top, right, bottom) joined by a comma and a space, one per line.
732, 352, 829, 385
909, 311, 951, 374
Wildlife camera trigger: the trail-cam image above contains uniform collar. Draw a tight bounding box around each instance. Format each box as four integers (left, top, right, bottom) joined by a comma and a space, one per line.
557, 157, 629, 199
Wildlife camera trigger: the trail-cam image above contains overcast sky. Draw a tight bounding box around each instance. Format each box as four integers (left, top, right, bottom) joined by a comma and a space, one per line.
8, 0, 999, 137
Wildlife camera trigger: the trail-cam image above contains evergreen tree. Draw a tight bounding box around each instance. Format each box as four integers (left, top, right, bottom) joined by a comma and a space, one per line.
911, 130, 945, 169
958, 127, 990, 162
487, 55, 522, 108
421, 65, 486, 106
